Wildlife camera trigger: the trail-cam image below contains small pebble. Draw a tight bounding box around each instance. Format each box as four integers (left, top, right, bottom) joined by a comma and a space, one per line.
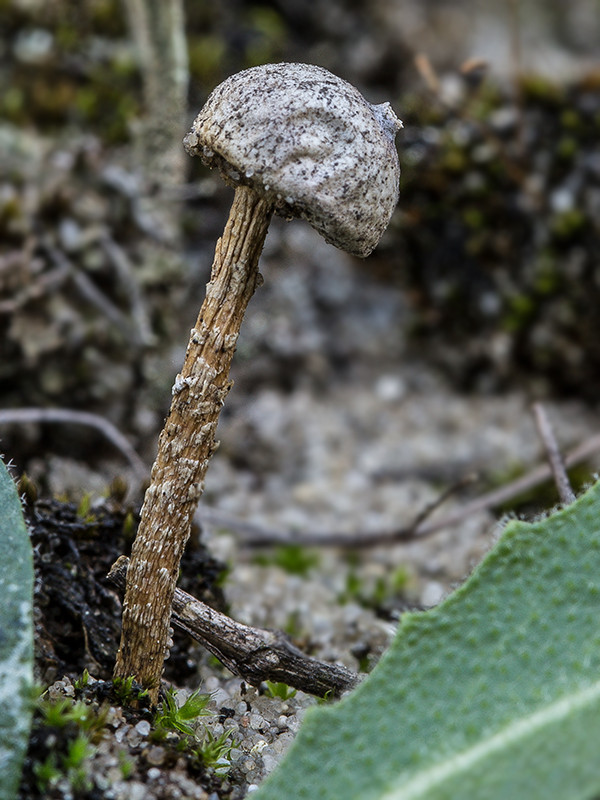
263, 754, 279, 774
204, 676, 220, 691
212, 688, 231, 706
105, 767, 124, 785
145, 746, 166, 766
286, 716, 303, 733
250, 738, 267, 753
126, 729, 141, 747
421, 581, 446, 607
114, 725, 130, 743
249, 714, 264, 730
124, 783, 147, 800
135, 720, 151, 737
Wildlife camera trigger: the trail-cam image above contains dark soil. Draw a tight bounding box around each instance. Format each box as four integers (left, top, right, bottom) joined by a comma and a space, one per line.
18, 489, 233, 799
27, 490, 227, 686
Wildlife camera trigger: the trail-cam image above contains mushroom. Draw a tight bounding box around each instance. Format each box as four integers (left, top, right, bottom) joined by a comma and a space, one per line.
114, 62, 402, 702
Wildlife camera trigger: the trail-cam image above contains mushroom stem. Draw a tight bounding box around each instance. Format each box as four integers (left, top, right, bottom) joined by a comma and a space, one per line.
114, 185, 273, 701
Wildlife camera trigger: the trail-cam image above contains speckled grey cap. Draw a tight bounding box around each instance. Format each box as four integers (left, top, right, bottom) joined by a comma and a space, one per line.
183, 62, 402, 258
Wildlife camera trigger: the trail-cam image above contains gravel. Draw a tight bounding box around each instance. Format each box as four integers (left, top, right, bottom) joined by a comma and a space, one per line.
42, 675, 318, 799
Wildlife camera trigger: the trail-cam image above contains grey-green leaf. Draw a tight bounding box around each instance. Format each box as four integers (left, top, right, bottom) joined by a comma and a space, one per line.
255, 481, 600, 800
0, 460, 34, 800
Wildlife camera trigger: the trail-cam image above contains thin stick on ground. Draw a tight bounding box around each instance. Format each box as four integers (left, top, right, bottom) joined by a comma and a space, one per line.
532, 402, 576, 505
0, 248, 70, 314
197, 432, 600, 548
43, 243, 137, 341
401, 472, 478, 535
100, 233, 155, 348
196, 475, 480, 548
108, 556, 359, 698
0, 407, 147, 482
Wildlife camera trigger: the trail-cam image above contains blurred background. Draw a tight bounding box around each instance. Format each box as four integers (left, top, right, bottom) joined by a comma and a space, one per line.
2, 0, 600, 619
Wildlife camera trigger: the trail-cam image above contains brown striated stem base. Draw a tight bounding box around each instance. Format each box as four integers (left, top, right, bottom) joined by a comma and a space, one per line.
114, 185, 273, 702
109, 556, 360, 698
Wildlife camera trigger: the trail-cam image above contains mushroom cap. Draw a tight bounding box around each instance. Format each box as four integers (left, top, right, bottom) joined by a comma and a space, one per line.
184, 62, 402, 258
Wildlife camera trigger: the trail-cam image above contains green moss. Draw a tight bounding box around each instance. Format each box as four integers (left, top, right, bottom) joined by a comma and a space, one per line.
560, 109, 581, 130
340, 565, 412, 610
485, 158, 507, 179
264, 681, 297, 700
118, 751, 135, 779
284, 610, 304, 639
149, 687, 233, 775
503, 293, 536, 332
31, 695, 107, 793
55, 23, 80, 52
1, 86, 25, 120
153, 687, 212, 739
76, 493, 97, 524
441, 145, 468, 173
556, 136, 577, 161
463, 207, 485, 229
243, 7, 287, 67
89, 0, 127, 37
467, 82, 503, 121
465, 231, 489, 256
520, 73, 564, 105
391, 565, 411, 594
253, 544, 320, 576
112, 675, 150, 706
188, 34, 227, 84
33, 753, 63, 792
551, 208, 586, 239
75, 64, 140, 142
534, 252, 559, 294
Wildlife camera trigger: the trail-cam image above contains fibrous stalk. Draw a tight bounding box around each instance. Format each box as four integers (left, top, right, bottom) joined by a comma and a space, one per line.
114, 185, 273, 702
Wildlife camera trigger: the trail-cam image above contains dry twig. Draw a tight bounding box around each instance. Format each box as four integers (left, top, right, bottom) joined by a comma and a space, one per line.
197, 433, 600, 548
0, 249, 70, 314
401, 472, 478, 534
107, 555, 359, 698
0, 407, 147, 482
43, 243, 137, 341
414, 53, 440, 95
532, 402, 575, 505
99, 232, 155, 347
